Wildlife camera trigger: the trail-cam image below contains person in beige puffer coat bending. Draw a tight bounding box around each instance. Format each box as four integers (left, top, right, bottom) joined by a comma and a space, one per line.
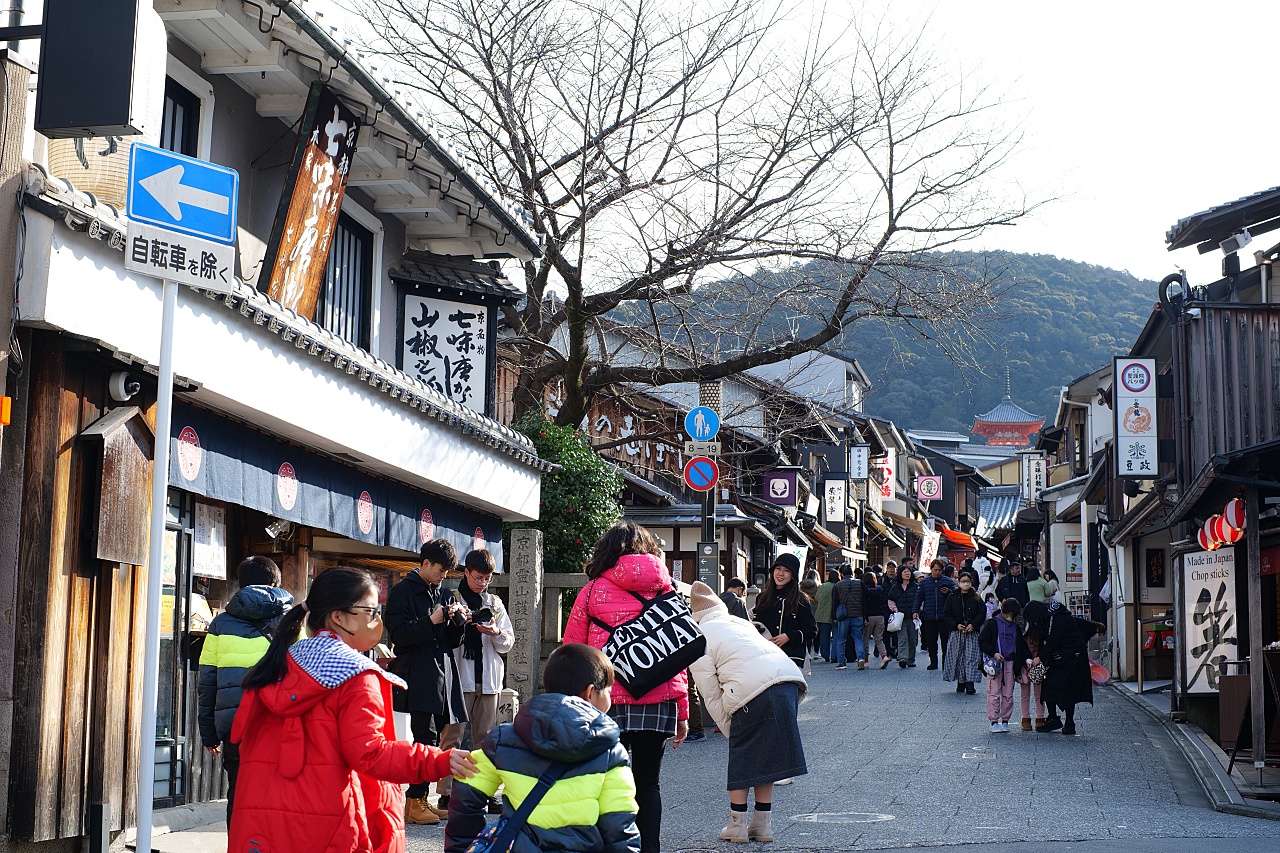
687, 581, 807, 844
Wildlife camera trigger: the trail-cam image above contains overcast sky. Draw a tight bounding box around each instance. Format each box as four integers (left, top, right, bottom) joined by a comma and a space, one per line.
318, 0, 1278, 286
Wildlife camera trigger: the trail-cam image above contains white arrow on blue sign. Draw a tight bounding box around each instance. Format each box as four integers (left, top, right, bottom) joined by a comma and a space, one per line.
685, 406, 720, 441
128, 144, 239, 245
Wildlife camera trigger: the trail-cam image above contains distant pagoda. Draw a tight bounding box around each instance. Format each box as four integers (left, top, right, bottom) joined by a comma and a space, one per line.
972, 366, 1045, 447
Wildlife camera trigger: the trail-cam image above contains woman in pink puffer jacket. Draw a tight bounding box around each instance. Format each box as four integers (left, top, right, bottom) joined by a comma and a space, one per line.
564, 522, 689, 853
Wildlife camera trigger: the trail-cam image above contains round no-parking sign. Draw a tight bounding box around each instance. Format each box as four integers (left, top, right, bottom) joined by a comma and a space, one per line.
683, 456, 719, 492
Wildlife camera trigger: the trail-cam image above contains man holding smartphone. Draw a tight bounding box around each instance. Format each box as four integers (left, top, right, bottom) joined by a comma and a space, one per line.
442, 548, 515, 814
385, 538, 468, 824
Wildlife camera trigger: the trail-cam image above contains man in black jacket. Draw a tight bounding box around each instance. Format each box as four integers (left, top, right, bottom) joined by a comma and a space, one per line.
386, 538, 468, 824
996, 562, 1031, 607
832, 566, 865, 670
718, 577, 751, 620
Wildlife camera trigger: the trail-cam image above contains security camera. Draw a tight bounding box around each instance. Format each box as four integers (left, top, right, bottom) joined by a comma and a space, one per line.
1220, 228, 1252, 255
109, 371, 141, 402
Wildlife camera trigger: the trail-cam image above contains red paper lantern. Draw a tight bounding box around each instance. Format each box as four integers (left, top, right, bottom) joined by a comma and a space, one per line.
1219, 523, 1243, 545
1203, 516, 1221, 546
1197, 528, 1220, 551
1209, 514, 1229, 543
1224, 497, 1246, 530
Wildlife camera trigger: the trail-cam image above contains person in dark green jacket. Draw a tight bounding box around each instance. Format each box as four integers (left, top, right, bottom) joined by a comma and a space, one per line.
445, 643, 640, 853
814, 570, 838, 662
197, 555, 293, 823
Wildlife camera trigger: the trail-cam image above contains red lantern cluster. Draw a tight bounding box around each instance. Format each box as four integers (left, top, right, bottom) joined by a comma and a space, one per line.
1200, 498, 1246, 551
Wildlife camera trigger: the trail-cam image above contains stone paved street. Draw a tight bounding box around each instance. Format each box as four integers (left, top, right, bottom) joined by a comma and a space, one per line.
406, 656, 1279, 852
155, 656, 1280, 853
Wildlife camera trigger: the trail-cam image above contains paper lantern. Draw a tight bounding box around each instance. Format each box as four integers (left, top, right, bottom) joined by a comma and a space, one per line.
1203, 516, 1221, 546
1197, 528, 1220, 551
1225, 497, 1246, 530
1209, 514, 1229, 543
1219, 523, 1243, 545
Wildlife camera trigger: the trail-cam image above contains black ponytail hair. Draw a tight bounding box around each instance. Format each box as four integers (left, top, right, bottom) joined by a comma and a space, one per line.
241, 566, 377, 691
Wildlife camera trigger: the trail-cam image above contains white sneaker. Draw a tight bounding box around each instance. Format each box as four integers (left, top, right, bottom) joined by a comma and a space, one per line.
990, 722, 1001, 733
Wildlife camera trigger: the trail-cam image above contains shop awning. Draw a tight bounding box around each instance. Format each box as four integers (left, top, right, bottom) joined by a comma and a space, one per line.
808, 523, 843, 548
884, 510, 926, 536
866, 511, 907, 549
940, 528, 976, 550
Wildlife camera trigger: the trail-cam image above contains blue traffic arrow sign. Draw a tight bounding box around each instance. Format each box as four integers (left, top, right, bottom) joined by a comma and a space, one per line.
128, 144, 239, 244
685, 406, 720, 441
683, 456, 719, 492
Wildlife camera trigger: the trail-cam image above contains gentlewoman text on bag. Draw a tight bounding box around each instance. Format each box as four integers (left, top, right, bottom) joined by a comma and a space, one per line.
589, 586, 706, 698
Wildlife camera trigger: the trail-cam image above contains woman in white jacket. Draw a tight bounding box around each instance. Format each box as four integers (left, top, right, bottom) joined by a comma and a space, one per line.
688, 581, 807, 844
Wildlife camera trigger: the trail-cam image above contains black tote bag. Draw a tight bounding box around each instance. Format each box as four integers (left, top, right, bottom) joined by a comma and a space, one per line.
588, 585, 706, 698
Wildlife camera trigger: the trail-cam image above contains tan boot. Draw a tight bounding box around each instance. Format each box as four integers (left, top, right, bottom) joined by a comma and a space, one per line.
405, 795, 441, 825
427, 795, 450, 818
747, 809, 774, 842
719, 810, 749, 843
1021, 717, 1033, 731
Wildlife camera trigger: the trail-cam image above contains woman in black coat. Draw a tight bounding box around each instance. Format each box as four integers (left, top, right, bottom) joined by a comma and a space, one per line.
941, 576, 986, 694
1024, 600, 1099, 735
752, 554, 817, 667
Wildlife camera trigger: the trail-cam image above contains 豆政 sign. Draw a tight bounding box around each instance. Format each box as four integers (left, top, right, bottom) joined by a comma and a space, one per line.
1114, 357, 1159, 478
1183, 548, 1238, 694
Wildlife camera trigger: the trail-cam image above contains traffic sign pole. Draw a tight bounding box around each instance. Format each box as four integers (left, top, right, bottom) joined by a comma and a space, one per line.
136, 279, 177, 853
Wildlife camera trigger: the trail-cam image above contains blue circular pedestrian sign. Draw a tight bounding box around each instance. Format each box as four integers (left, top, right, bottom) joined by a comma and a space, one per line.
685, 406, 721, 441
683, 456, 719, 492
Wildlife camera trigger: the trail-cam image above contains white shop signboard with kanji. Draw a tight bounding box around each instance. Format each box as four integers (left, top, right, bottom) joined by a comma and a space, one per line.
401, 294, 489, 412
1114, 357, 1159, 478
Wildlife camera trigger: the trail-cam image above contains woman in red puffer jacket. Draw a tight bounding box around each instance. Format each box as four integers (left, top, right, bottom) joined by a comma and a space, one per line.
228, 567, 476, 853
564, 522, 689, 853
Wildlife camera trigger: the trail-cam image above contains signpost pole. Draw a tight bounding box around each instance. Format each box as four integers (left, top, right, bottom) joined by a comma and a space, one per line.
136, 279, 178, 853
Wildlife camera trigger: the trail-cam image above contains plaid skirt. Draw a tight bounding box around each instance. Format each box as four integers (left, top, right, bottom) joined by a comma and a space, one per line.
942, 631, 983, 683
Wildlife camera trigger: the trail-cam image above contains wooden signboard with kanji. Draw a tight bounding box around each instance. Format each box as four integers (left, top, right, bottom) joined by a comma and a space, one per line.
260, 82, 361, 319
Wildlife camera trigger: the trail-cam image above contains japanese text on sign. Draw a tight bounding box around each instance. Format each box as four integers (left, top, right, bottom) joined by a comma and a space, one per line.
1114, 357, 1159, 478
402, 294, 488, 411
1183, 548, 1238, 693
124, 221, 235, 293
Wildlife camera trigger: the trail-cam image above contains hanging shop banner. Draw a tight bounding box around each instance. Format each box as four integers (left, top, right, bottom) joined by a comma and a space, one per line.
919, 528, 940, 568
1064, 539, 1084, 583
824, 480, 846, 523
1183, 548, 1238, 694
400, 294, 489, 412
168, 401, 503, 564
261, 82, 362, 320
192, 501, 228, 579
879, 449, 896, 499
1113, 357, 1159, 478
1021, 454, 1046, 502
849, 444, 869, 481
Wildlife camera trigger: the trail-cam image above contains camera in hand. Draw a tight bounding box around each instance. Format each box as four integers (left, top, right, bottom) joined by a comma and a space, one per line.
472, 606, 493, 624
449, 607, 469, 629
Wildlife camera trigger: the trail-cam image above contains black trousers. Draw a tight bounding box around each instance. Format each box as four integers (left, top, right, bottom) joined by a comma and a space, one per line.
223, 742, 240, 826
920, 618, 944, 664
406, 711, 447, 798
620, 729, 668, 853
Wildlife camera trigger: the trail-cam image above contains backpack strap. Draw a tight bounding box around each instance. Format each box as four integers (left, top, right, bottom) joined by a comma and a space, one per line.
488, 761, 569, 850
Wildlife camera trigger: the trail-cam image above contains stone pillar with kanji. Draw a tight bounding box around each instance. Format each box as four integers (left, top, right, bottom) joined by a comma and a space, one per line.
506, 529, 544, 705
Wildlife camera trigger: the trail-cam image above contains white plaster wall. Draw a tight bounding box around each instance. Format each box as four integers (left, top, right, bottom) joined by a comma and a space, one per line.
23, 218, 540, 520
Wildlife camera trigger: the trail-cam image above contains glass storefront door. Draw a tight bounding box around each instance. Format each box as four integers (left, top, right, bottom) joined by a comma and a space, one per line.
154, 489, 193, 807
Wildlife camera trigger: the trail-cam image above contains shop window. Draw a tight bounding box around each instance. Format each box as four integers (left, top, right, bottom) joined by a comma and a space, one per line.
159, 78, 201, 158
318, 212, 374, 350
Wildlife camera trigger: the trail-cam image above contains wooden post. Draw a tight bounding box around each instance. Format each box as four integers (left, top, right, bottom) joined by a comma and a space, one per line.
1246, 487, 1265, 777
507, 529, 544, 705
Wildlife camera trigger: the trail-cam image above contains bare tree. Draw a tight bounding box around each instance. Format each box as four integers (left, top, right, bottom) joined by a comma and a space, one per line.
352, 0, 1031, 426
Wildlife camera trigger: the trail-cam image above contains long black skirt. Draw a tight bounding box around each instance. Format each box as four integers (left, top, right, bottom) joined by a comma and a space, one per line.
727, 682, 807, 790
1044, 651, 1093, 709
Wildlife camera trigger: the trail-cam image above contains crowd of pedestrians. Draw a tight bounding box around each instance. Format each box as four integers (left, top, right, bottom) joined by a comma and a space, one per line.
196, 521, 1108, 853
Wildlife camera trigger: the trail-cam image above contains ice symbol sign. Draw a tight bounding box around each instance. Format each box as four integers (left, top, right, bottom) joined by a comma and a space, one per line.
685, 406, 720, 441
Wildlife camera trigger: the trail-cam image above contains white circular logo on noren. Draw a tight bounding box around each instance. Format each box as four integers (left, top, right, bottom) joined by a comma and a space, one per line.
792, 813, 895, 824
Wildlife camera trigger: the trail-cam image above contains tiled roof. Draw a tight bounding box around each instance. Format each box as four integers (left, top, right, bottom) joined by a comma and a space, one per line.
976, 485, 1024, 537
1166, 185, 1280, 251
974, 396, 1044, 424
391, 253, 522, 304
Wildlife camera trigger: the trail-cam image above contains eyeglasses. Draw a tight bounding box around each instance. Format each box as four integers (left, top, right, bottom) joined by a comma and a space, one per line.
347, 605, 383, 620
466, 571, 494, 584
